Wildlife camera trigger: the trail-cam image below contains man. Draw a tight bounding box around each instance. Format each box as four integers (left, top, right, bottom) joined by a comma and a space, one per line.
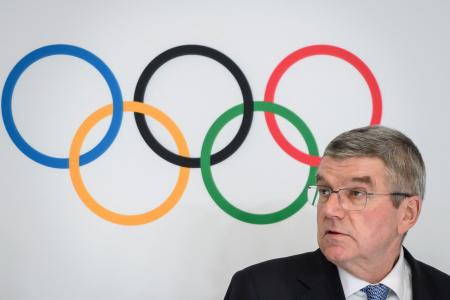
224, 125, 450, 300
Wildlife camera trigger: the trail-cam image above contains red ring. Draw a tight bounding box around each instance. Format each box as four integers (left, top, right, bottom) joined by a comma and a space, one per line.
264, 45, 382, 167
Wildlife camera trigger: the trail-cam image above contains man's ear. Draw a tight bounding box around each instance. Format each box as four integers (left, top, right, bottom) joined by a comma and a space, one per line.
398, 196, 422, 235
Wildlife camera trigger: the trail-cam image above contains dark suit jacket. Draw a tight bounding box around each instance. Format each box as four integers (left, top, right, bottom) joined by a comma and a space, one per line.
224, 248, 450, 299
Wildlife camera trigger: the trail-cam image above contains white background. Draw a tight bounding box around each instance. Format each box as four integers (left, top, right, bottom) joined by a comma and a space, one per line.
1, 1, 449, 299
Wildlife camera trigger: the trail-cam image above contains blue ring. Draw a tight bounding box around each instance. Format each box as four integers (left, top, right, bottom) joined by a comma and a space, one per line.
1, 44, 123, 168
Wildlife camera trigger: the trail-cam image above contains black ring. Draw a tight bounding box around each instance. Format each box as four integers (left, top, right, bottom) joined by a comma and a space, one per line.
133, 45, 254, 168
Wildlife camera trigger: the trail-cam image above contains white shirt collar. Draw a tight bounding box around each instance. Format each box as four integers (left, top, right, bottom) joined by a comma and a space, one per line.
337, 247, 411, 299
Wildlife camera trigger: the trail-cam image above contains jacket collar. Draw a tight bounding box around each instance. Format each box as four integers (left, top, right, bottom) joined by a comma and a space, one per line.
403, 247, 433, 299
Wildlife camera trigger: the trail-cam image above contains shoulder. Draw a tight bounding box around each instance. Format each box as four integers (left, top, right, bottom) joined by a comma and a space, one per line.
238, 250, 319, 278
404, 248, 450, 297
405, 248, 450, 282
224, 250, 326, 300
413, 258, 450, 285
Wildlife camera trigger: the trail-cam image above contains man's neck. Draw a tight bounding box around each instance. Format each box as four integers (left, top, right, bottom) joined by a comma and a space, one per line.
337, 245, 402, 283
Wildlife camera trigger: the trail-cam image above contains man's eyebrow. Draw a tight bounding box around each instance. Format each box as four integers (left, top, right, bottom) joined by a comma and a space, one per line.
316, 174, 325, 183
315, 175, 373, 185
350, 176, 373, 185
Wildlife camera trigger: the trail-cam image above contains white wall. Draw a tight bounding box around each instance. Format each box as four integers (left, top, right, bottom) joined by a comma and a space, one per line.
1, 1, 449, 299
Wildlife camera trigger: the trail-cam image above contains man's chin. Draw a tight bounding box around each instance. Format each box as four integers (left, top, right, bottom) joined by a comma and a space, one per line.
320, 244, 351, 265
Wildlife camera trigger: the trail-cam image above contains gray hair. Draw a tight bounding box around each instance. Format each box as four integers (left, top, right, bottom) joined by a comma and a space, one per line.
323, 125, 425, 207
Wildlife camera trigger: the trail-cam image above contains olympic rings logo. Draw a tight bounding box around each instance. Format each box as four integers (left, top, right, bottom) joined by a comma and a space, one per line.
1, 44, 382, 225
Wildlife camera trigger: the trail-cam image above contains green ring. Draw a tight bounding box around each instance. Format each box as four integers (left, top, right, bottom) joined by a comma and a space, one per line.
200, 101, 319, 224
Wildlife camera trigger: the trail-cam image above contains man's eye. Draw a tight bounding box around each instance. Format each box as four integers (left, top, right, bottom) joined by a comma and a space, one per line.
350, 189, 365, 198
318, 188, 331, 196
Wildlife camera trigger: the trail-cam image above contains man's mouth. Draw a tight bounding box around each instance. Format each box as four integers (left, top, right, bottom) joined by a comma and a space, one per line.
325, 230, 347, 236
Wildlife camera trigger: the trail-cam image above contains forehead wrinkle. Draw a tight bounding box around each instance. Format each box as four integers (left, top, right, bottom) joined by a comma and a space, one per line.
317, 157, 386, 190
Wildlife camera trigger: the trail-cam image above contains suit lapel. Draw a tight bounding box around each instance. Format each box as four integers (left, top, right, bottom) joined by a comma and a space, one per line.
296, 249, 346, 300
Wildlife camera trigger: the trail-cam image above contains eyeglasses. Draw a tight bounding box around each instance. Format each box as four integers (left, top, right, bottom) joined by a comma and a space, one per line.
307, 185, 412, 211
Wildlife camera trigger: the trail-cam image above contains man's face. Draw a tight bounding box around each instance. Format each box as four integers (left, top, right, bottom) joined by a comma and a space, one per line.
316, 156, 405, 270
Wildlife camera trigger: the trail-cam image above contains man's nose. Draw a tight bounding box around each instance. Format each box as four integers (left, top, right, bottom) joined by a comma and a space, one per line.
321, 192, 345, 218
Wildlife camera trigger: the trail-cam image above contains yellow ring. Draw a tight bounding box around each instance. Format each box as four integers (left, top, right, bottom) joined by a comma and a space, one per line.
69, 101, 190, 225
